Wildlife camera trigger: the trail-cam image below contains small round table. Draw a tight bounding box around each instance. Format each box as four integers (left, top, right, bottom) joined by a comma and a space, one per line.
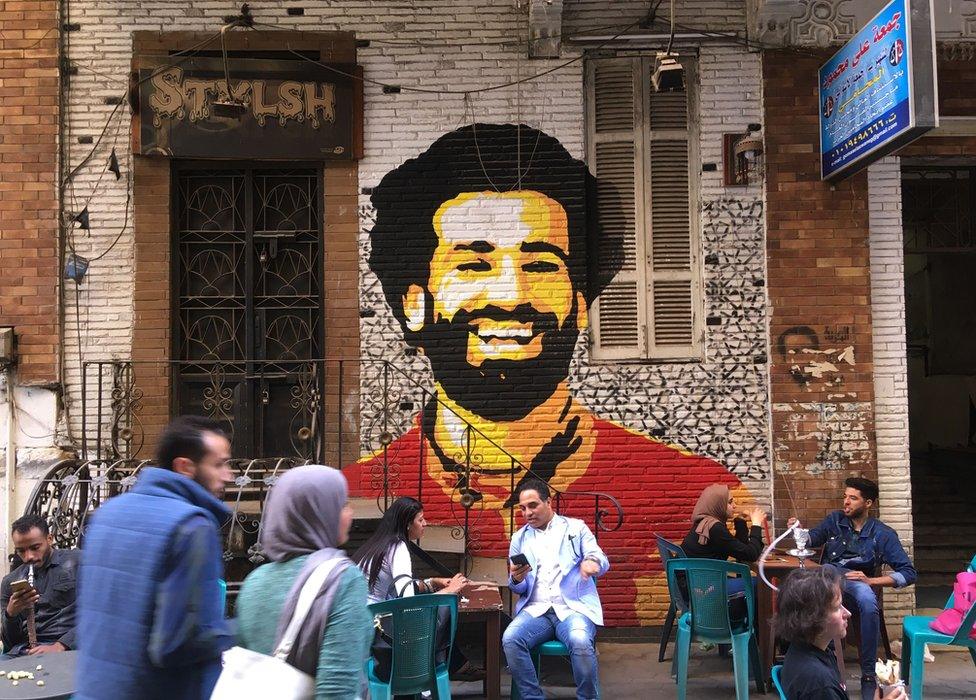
0, 651, 75, 700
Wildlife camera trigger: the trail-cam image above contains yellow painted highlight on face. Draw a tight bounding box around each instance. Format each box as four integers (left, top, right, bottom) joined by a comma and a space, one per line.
424, 190, 579, 367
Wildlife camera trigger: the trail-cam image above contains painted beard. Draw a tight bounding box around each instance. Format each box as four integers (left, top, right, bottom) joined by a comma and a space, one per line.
415, 299, 580, 422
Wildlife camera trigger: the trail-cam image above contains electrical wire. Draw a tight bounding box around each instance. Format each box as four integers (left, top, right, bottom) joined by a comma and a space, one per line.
0, 25, 58, 52
275, 19, 653, 49
59, 8, 821, 273
65, 109, 128, 255
62, 30, 224, 258
284, 16, 645, 96
64, 29, 223, 188
666, 0, 675, 56
86, 147, 131, 263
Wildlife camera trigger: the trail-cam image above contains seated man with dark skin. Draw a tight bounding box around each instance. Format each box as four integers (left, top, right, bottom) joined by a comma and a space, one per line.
0, 514, 78, 658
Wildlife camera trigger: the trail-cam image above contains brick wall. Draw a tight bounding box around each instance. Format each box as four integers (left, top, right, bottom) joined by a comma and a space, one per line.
762, 49, 879, 529
351, 42, 772, 627
60, 2, 772, 626
117, 31, 362, 462
0, 0, 59, 384
868, 155, 914, 623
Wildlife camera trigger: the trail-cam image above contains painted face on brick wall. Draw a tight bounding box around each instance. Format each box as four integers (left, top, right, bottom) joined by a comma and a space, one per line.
401, 190, 586, 421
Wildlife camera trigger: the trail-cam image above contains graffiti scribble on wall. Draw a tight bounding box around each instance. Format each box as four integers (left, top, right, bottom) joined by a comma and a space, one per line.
772, 401, 873, 476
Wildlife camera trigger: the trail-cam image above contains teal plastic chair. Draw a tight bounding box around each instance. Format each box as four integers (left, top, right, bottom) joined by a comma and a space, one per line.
655, 534, 688, 662
770, 664, 787, 700
366, 593, 458, 700
666, 558, 766, 699
901, 553, 976, 700
510, 639, 570, 700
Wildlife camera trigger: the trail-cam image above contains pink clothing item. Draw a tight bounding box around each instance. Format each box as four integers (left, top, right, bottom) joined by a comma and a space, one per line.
929, 571, 976, 640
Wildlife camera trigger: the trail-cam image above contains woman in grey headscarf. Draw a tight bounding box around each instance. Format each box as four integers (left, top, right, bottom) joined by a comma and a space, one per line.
235, 465, 372, 699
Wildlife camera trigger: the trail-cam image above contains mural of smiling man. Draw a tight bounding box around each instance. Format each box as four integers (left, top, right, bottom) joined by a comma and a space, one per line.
346, 124, 753, 626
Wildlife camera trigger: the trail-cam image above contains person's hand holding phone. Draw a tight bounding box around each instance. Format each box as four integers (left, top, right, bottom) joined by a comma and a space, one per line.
509, 553, 531, 583
6, 583, 39, 617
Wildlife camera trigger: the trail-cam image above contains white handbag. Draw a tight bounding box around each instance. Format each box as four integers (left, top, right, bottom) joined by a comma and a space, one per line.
210, 558, 348, 700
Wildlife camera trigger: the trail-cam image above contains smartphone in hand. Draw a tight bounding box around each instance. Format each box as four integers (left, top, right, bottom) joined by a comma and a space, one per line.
510, 553, 530, 568
10, 579, 35, 596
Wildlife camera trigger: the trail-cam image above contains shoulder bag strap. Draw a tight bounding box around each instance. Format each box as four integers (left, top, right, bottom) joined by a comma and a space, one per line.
273, 558, 346, 660
386, 573, 417, 599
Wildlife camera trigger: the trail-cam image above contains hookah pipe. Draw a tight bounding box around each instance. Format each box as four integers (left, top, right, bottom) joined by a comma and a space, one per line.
26, 564, 37, 648
757, 521, 816, 592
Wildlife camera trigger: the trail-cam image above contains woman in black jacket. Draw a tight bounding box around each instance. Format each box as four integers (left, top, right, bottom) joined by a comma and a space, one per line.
681, 483, 766, 562
679, 483, 767, 613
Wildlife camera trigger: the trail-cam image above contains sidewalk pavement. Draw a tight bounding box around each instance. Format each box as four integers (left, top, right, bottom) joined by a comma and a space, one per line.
452, 642, 976, 698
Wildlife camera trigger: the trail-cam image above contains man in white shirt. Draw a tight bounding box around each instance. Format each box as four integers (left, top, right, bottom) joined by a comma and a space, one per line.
502, 479, 609, 700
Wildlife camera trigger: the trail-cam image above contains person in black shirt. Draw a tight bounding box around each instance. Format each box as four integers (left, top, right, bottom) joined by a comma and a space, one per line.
778, 567, 905, 700
0, 514, 77, 658
681, 483, 766, 564
678, 483, 766, 621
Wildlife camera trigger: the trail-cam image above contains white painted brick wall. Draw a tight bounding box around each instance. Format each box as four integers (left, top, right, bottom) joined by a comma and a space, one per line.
61, 3, 772, 507
868, 155, 915, 623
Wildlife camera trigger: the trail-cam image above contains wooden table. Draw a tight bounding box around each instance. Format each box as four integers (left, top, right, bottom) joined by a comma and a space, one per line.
0, 651, 75, 700
459, 582, 503, 700
751, 553, 819, 682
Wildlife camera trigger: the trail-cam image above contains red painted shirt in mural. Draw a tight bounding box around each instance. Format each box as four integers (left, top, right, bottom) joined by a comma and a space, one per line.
345, 416, 747, 626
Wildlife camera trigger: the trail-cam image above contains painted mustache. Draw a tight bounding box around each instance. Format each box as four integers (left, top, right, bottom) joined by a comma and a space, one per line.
446, 303, 560, 336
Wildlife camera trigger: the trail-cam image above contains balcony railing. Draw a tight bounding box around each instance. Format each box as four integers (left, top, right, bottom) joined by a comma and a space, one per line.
38, 358, 624, 582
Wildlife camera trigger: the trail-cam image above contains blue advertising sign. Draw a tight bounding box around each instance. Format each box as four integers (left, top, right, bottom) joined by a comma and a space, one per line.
819, 0, 938, 181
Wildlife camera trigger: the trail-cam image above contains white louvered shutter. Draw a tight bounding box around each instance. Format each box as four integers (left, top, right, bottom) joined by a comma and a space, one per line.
586, 57, 646, 360
642, 58, 702, 359
586, 56, 702, 361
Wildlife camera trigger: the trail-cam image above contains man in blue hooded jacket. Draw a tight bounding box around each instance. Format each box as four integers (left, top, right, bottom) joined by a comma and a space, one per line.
76, 415, 234, 700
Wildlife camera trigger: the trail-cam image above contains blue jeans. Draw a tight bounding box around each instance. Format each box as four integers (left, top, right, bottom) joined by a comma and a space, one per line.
840, 576, 881, 678
502, 609, 599, 700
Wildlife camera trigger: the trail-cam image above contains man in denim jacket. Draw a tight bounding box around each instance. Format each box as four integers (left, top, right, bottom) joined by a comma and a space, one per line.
503, 479, 609, 700
792, 477, 916, 700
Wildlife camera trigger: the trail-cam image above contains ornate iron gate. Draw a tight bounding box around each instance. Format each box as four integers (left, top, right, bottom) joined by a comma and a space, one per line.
173, 164, 324, 459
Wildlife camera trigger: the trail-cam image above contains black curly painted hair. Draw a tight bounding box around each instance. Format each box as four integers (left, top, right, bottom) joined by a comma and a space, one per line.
368, 123, 623, 332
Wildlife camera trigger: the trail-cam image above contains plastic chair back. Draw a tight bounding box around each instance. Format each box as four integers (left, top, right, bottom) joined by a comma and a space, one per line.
944, 552, 976, 610
655, 534, 689, 612
771, 664, 787, 700
367, 593, 458, 696
666, 558, 755, 641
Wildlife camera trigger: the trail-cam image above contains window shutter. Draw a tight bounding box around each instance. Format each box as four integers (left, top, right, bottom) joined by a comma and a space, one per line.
643, 59, 702, 359
586, 58, 646, 360
585, 56, 702, 362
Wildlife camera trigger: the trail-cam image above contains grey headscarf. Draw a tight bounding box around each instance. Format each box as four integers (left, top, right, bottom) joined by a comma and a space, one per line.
260, 465, 355, 675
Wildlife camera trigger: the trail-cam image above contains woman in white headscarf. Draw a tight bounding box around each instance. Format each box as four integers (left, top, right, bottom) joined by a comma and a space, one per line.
235, 465, 372, 699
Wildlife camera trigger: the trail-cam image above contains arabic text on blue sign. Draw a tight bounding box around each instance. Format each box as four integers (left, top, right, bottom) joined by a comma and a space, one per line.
819, 0, 912, 179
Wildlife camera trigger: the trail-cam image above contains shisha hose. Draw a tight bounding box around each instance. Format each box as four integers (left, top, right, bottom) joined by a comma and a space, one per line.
757, 523, 801, 592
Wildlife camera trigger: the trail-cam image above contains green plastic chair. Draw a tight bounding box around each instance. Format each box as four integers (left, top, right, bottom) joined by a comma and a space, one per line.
510, 639, 570, 700
366, 593, 458, 700
655, 534, 688, 662
770, 664, 787, 700
666, 558, 766, 699
901, 553, 976, 700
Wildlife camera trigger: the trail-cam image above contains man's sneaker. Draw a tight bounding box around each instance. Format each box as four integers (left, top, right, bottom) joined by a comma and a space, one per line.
860, 674, 878, 700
